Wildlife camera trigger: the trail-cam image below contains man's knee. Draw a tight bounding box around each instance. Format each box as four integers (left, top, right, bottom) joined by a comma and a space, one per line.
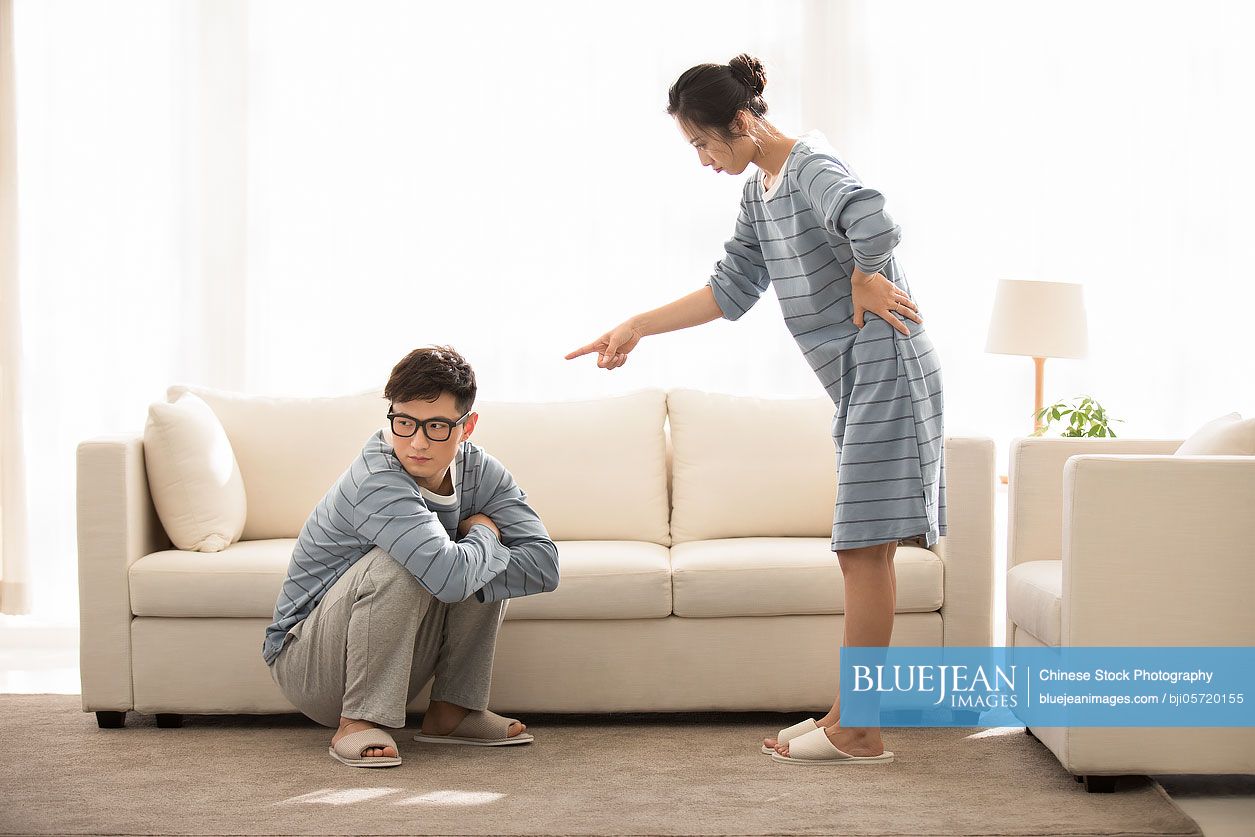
365, 550, 426, 597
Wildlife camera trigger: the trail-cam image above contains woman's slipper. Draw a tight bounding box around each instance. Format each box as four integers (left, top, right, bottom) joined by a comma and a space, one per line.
328, 727, 402, 768
760, 717, 819, 754
769, 726, 894, 765
412, 709, 534, 746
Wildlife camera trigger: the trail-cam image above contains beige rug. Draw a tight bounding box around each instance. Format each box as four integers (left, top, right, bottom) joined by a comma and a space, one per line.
0, 695, 1201, 836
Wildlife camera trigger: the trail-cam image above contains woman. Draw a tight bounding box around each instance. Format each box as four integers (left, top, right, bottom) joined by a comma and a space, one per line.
566, 54, 946, 765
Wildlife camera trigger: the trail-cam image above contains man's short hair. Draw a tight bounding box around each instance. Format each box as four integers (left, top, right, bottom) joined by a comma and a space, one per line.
384, 345, 477, 415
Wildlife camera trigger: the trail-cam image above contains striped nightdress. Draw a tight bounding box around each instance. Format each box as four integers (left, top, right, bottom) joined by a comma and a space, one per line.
706, 130, 947, 551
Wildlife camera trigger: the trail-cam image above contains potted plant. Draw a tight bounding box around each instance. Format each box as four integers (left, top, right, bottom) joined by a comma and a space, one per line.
1032, 395, 1124, 437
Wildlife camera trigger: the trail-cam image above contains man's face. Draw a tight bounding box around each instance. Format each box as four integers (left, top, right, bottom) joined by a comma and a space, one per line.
387, 392, 477, 483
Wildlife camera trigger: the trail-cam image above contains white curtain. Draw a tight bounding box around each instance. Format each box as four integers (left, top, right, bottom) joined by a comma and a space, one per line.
9, 0, 1255, 624
1, 0, 31, 615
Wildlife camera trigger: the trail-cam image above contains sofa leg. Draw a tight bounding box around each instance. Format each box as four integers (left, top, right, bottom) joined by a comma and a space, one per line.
96, 711, 126, 728
1082, 775, 1117, 793
156, 713, 184, 728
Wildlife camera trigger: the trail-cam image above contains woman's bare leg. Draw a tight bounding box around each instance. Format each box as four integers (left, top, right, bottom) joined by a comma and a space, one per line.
758, 544, 898, 752
776, 540, 896, 757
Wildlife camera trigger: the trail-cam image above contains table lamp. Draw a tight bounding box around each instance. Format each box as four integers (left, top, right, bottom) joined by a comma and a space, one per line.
985, 279, 1089, 435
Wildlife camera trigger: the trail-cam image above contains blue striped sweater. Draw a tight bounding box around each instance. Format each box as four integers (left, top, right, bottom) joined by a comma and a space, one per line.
262, 430, 559, 665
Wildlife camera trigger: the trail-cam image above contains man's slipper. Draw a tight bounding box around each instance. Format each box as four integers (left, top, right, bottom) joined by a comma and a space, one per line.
328, 727, 402, 768
412, 709, 534, 746
760, 717, 819, 754
769, 726, 894, 765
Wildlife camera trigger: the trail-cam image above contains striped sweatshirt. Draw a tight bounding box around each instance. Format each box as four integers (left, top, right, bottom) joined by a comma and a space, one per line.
261, 430, 560, 665
707, 129, 908, 336
706, 129, 947, 550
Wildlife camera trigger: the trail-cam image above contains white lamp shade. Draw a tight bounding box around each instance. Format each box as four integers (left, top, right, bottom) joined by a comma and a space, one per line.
985, 279, 1088, 359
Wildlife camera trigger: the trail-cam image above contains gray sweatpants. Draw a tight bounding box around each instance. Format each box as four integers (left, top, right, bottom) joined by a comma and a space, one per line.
268, 546, 507, 729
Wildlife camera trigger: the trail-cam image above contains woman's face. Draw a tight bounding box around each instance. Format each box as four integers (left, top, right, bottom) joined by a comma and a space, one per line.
678, 115, 758, 176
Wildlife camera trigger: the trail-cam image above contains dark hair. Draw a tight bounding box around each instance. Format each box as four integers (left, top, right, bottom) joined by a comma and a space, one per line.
384, 345, 477, 415
667, 53, 768, 141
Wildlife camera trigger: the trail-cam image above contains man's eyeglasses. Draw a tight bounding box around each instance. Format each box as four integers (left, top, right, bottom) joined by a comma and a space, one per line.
387, 409, 471, 442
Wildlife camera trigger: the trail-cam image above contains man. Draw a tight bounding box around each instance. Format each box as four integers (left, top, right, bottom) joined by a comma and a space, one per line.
262, 345, 560, 767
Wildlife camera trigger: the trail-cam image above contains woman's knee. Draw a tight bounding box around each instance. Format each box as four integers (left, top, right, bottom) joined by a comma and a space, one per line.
836, 542, 893, 570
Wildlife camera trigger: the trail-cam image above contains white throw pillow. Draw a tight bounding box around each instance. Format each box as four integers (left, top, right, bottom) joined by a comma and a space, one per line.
1175, 412, 1255, 456
144, 392, 247, 552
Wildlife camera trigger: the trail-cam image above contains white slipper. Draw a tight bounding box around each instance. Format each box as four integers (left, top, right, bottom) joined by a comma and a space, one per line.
770, 726, 894, 765
328, 727, 402, 768
412, 709, 534, 746
759, 717, 820, 754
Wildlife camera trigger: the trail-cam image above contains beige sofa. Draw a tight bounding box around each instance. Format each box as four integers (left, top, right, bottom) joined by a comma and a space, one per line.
77, 387, 995, 727
1006, 437, 1255, 791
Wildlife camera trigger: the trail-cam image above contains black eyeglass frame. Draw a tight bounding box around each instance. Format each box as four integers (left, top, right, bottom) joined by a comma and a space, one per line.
386, 408, 472, 442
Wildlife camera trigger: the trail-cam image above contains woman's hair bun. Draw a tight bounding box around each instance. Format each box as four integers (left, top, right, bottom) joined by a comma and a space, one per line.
728, 53, 766, 97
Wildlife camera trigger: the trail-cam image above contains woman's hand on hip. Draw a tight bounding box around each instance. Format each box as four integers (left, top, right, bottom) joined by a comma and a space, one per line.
851, 267, 922, 336
564, 320, 643, 370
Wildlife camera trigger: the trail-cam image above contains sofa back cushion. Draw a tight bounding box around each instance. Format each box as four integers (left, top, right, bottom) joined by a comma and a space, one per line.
467, 389, 671, 545
168, 385, 385, 540
168, 385, 671, 545
667, 389, 836, 542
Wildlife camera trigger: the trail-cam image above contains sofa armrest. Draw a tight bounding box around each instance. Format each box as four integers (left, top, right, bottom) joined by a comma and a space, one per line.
1062, 454, 1255, 645
1008, 438, 1182, 570
934, 437, 996, 646
76, 435, 170, 712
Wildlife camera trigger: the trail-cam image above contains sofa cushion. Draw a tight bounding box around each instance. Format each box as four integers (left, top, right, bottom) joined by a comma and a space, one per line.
142, 392, 247, 552
130, 539, 296, 617
498, 541, 672, 619
168, 385, 385, 541
170, 385, 671, 546
129, 539, 672, 620
462, 390, 671, 545
670, 538, 942, 617
1175, 412, 1255, 456
1006, 560, 1062, 646
667, 390, 837, 542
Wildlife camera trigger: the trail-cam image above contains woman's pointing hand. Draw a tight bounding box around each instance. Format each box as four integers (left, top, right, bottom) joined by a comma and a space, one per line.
565, 321, 644, 370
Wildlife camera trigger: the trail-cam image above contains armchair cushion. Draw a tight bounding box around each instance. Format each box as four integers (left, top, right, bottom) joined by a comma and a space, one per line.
1006, 560, 1062, 646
